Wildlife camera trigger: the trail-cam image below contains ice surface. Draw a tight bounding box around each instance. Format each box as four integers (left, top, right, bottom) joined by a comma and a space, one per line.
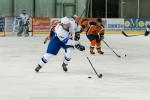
0, 34, 150, 100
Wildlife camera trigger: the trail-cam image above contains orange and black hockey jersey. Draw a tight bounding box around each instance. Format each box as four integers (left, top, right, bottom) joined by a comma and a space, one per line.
81, 18, 104, 35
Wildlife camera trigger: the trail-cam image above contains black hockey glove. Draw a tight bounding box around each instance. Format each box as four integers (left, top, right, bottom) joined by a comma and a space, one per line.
144, 31, 150, 36
24, 20, 29, 26
99, 34, 104, 40
75, 44, 85, 51
74, 32, 80, 41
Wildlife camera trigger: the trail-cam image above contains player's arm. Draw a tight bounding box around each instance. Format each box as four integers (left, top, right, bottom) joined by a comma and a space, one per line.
25, 15, 30, 26
74, 19, 92, 41
74, 25, 83, 41
100, 25, 105, 34
98, 25, 105, 40
81, 19, 89, 30
44, 27, 55, 44
44, 36, 51, 44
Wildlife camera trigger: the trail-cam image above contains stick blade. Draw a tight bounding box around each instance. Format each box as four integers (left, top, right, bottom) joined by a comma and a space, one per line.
122, 31, 129, 37
98, 74, 103, 78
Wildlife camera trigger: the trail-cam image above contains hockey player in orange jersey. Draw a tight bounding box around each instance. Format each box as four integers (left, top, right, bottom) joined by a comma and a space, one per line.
81, 18, 105, 55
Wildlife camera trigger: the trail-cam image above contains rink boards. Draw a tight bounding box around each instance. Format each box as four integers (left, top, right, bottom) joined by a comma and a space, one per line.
0, 17, 150, 36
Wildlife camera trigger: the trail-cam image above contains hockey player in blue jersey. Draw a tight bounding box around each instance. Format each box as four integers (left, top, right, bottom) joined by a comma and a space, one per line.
35, 17, 85, 72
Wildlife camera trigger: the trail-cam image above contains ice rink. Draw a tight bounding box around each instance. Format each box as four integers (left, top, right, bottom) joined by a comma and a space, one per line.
0, 34, 150, 100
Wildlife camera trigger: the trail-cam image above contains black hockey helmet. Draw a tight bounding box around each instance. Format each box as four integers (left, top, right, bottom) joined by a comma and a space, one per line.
97, 18, 102, 23
22, 9, 26, 14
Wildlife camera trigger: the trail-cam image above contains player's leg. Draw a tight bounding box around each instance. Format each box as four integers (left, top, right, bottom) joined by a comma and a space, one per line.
24, 25, 29, 37
17, 21, 23, 36
35, 37, 62, 72
95, 35, 104, 54
86, 35, 96, 54
35, 53, 53, 72
90, 39, 96, 54
62, 46, 74, 72
61, 38, 85, 72
96, 41, 104, 54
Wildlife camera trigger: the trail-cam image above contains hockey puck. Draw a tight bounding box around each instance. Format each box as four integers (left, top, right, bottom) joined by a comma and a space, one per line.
125, 54, 127, 57
99, 74, 103, 78
88, 76, 92, 79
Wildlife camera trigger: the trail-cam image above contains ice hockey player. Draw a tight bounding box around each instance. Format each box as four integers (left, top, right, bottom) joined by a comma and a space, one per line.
43, 15, 81, 45
81, 18, 105, 55
145, 24, 150, 36
17, 9, 30, 37
35, 17, 85, 72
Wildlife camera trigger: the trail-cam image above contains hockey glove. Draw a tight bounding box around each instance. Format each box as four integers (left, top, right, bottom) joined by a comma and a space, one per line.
74, 32, 80, 41
44, 36, 51, 44
144, 31, 150, 36
24, 20, 30, 26
75, 44, 85, 51
99, 34, 104, 40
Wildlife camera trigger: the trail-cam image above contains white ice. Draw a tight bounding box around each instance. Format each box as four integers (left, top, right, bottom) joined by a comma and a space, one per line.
0, 34, 150, 100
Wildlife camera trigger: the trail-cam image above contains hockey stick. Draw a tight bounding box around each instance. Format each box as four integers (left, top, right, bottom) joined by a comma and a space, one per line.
13, 17, 17, 33
75, 9, 102, 78
86, 55, 103, 78
75, 7, 86, 24
79, 8, 86, 19
122, 31, 144, 37
102, 40, 122, 58
78, 40, 103, 78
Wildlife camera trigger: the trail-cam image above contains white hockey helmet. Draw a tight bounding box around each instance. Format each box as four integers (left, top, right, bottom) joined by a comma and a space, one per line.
61, 17, 70, 24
